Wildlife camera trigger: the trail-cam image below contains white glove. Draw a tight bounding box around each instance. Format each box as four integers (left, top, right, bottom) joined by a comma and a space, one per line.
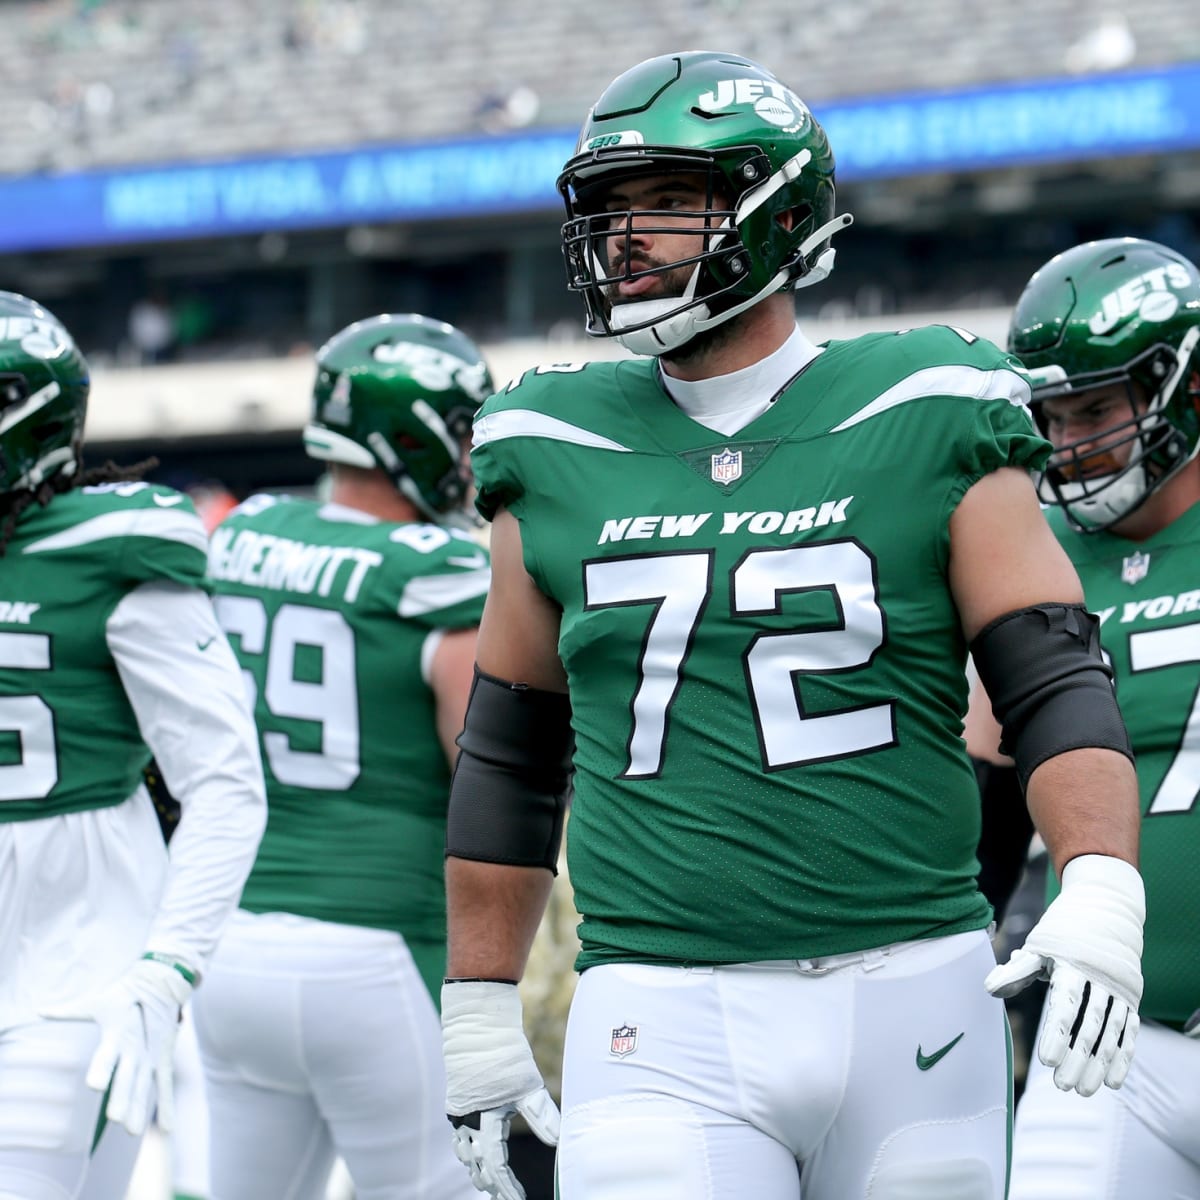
442, 980, 561, 1200
986, 854, 1144, 1097
1185, 1009, 1200, 1038
41, 956, 194, 1136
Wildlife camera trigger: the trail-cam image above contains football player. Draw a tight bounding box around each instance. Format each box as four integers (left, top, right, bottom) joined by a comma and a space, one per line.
0, 291, 266, 1200
439, 52, 1146, 1200
973, 238, 1200, 1199
193, 314, 491, 1200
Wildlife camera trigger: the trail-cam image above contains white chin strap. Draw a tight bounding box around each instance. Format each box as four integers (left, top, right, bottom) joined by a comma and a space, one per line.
608, 214, 851, 357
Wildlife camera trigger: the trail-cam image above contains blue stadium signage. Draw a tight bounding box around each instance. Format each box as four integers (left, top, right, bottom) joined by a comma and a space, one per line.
0, 64, 1197, 252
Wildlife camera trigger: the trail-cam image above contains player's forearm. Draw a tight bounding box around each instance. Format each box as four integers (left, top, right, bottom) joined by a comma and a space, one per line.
446, 857, 555, 980
1026, 746, 1140, 879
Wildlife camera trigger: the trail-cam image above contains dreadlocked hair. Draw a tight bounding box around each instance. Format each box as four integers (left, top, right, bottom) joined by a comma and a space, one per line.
0, 456, 160, 557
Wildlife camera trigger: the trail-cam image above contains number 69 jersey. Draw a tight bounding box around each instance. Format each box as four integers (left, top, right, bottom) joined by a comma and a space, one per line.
1046, 503, 1200, 1026
207, 495, 490, 946
472, 328, 1050, 970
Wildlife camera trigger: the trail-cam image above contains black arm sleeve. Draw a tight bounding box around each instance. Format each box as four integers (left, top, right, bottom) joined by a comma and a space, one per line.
444, 668, 573, 872
970, 602, 1133, 790
973, 756, 1034, 925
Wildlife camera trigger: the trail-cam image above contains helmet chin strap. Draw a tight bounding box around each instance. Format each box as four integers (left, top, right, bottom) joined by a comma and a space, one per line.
610, 213, 853, 357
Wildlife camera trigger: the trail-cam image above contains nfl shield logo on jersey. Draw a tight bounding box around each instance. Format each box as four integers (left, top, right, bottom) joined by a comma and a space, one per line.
1121, 551, 1151, 585
610, 1024, 639, 1058
711, 448, 742, 484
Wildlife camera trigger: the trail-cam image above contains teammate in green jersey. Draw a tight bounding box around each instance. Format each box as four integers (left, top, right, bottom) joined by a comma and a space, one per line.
969, 238, 1200, 1199
194, 313, 491, 1200
438, 53, 1147, 1200
0, 291, 267, 1200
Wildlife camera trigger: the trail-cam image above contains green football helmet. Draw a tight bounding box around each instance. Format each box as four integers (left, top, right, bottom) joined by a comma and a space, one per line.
304, 313, 494, 519
557, 51, 853, 356
1009, 238, 1200, 532
0, 291, 89, 495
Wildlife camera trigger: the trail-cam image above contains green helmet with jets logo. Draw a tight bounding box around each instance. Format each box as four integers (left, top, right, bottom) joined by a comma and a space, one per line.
0, 291, 90, 495
304, 313, 494, 519
557, 50, 853, 356
1009, 237, 1200, 532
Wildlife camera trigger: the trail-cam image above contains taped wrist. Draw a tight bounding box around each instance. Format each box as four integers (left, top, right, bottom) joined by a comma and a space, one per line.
441, 979, 543, 1116
445, 668, 572, 872
971, 603, 1132, 790
1040, 854, 1145, 1005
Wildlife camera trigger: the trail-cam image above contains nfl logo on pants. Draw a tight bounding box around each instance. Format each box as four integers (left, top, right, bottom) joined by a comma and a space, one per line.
610, 1024, 638, 1058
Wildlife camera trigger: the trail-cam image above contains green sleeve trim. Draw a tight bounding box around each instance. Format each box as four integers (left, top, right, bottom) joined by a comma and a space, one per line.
142, 951, 199, 986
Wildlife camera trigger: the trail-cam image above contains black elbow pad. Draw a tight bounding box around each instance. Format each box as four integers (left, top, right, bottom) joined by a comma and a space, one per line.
445, 668, 573, 872
970, 603, 1132, 790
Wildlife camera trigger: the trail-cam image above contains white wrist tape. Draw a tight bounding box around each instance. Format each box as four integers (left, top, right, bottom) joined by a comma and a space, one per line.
1052, 854, 1145, 1007
442, 980, 545, 1115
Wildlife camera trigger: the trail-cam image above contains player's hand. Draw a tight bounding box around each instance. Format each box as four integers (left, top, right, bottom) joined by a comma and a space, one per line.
986, 854, 1144, 1097
41, 956, 194, 1136
442, 980, 561, 1200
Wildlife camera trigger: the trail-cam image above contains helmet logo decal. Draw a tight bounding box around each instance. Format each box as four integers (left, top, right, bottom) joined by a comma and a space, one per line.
697, 78, 810, 133
584, 131, 645, 151
1089, 262, 1194, 335
372, 342, 490, 402
0, 317, 71, 361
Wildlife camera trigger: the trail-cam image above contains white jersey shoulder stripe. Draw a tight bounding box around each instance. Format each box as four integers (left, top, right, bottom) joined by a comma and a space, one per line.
398, 566, 491, 619
474, 409, 633, 453
830, 365, 1033, 433
22, 507, 209, 555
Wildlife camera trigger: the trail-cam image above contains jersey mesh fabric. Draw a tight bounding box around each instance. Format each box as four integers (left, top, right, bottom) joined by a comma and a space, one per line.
0, 484, 207, 823
1045, 501, 1200, 1025
472, 330, 1050, 968
208, 496, 488, 945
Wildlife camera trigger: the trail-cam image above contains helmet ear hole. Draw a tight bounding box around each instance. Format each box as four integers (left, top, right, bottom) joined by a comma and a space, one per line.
0, 374, 29, 405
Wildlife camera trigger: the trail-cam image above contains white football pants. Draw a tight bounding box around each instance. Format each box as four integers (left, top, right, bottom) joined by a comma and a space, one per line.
558, 930, 1011, 1200
193, 909, 474, 1200
0, 797, 166, 1200
1010, 1014, 1200, 1198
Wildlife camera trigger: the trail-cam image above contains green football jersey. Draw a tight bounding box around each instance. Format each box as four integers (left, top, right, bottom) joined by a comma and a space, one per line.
0, 482, 208, 823
472, 327, 1050, 970
207, 496, 489, 952
1047, 502, 1200, 1026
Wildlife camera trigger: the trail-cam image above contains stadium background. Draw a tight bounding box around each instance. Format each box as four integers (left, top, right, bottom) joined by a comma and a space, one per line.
1, 1, 1197, 1197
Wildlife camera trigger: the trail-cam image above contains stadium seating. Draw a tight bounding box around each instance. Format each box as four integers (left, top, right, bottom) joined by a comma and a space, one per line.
0, 0, 1196, 177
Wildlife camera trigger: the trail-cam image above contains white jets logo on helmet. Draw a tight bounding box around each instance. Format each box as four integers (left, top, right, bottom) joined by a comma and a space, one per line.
583, 130, 645, 153
0, 317, 72, 361
372, 342, 489, 401
697, 78, 810, 132
1089, 262, 1194, 335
